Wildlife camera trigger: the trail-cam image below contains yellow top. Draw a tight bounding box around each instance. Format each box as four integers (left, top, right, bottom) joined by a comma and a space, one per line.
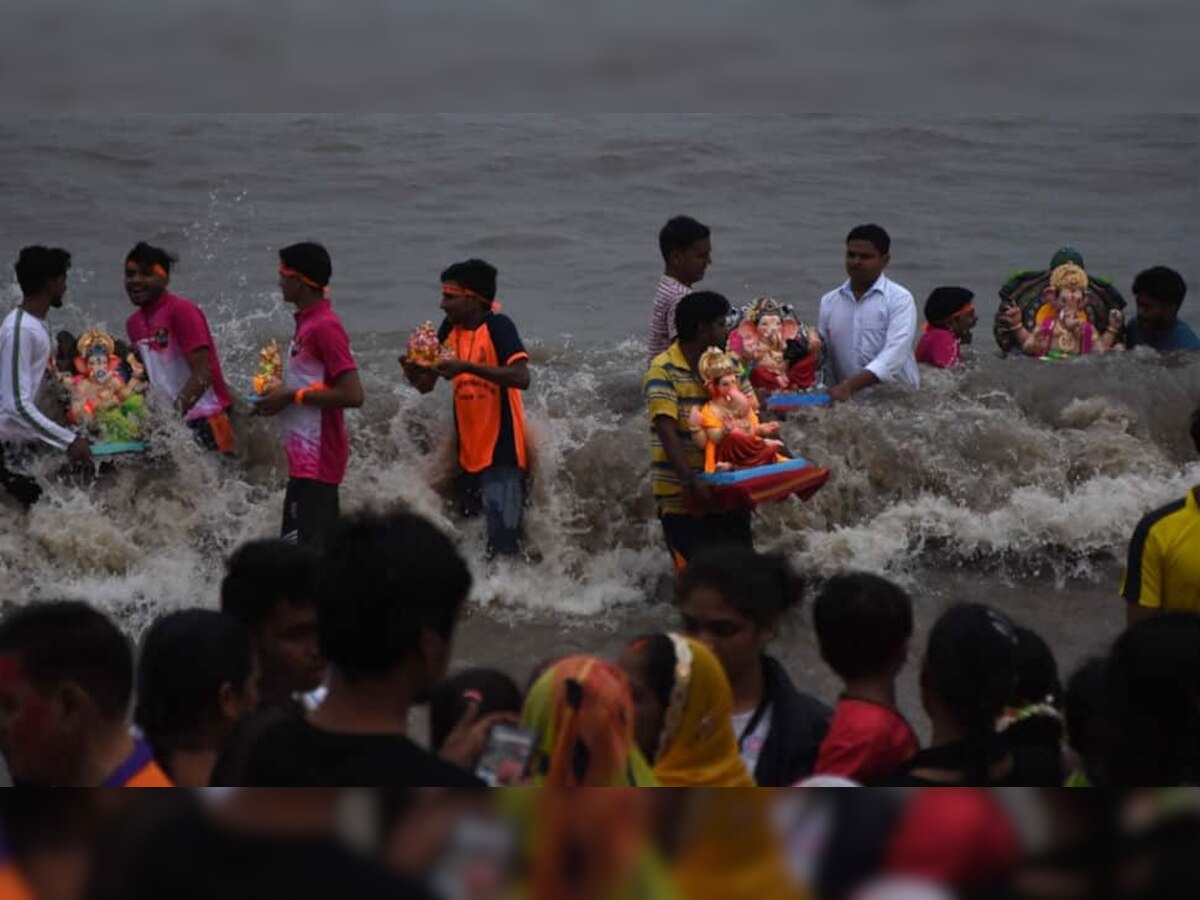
1121, 488, 1200, 613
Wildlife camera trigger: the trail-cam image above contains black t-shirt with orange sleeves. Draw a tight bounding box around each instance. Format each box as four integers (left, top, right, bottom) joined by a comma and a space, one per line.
438, 313, 528, 473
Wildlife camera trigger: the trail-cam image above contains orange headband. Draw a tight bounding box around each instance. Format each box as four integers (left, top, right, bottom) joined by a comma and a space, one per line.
931, 302, 975, 326
280, 264, 327, 292
125, 261, 169, 278
441, 282, 493, 304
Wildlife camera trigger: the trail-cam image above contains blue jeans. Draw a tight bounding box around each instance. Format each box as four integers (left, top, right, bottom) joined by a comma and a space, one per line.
459, 466, 526, 558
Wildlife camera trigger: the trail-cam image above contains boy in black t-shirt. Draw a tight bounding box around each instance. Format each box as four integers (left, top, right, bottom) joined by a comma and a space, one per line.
232, 510, 507, 786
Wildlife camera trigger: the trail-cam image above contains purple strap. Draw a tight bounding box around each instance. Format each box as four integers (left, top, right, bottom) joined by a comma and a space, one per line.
101, 737, 154, 787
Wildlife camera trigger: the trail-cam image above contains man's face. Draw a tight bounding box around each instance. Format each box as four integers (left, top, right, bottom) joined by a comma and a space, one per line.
950, 309, 978, 342
257, 602, 325, 699
49, 273, 68, 309
1136, 292, 1178, 334
439, 291, 475, 326
124, 261, 167, 308
699, 314, 731, 351
845, 240, 888, 288
0, 654, 80, 785
278, 271, 304, 305
670, 239, 712, 287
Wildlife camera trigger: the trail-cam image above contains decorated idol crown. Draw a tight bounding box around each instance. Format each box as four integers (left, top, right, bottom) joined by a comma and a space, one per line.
744, 296, 797, 324
698, 347, 740, 385
1049, 263, 1088, 293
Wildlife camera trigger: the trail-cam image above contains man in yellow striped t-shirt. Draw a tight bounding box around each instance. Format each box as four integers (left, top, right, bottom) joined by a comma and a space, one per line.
644, 291, 753, 570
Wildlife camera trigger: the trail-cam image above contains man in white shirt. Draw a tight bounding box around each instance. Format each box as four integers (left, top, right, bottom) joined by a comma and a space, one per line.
646, 215, 712, 361
818, 224, 920, 403
0, 246, 90, 507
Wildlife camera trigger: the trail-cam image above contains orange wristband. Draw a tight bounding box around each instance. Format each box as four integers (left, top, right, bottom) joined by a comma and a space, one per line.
294, 382, 327, 406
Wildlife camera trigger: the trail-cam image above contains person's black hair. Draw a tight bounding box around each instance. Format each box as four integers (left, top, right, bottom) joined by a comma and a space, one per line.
924, 286, 975, 325
0, 601, 132, 721
1012, 626, 1061, 707
630, 633, 677, 714
1101, 613, 1200, 786
428, 668, 523, 752
1064, 655, 1107, 782
125, 242, 177, 274
440, 258, 498, 302
279, 241, 332, 289
220, 539, 319, 632
675, 290, 731, 343
317, 510, 472, 681
14, 246, 71, 296
846, 224, 891, 256
1132, 266, 1187, 309
813, 573, 914, 680
677, 546, 803, 631
134, 610, 254, 756
922, 603, 1019, 783
658, 216, 711, 263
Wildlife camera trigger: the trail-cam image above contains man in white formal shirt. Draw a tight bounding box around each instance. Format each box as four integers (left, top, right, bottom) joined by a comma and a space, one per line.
818, 224, 920, 403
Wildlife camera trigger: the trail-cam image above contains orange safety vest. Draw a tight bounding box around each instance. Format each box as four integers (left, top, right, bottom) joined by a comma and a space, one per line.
448, 323, 528, 474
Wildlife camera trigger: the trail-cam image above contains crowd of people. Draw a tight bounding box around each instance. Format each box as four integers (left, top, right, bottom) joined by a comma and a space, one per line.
0, 220, 1198, 894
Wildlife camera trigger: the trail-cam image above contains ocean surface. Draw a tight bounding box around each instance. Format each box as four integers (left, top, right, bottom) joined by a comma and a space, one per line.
1, 114, 1198, 721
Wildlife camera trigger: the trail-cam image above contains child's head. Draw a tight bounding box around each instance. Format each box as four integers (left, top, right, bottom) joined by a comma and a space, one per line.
658, 215, 711, 287
428, 667, 523, 753
676, 547, 803, 690
924, 286, 977, 342
813, 573, 913, 682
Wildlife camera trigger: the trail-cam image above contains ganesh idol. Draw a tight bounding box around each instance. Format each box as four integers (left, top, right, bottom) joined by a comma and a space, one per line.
727, 296, 823, 392
689, 347, 786, 473
1004, 262, 1123, 359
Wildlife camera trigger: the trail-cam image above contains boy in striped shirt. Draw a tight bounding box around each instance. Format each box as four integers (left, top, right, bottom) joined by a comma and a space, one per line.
646, 216, 711, 361
0, 247, 90, 508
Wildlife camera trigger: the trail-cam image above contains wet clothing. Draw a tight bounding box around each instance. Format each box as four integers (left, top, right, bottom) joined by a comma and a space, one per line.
438, 313, 529, 555
277, 299, 357, 485
1121, 489, 1200, 614
188, 410, 235, 454
238, 713, 482, 787
660, 510, 753, 570
915, 326, 962, 369
814, 698, 919, 783
818, 275, 920, 388
281, 477, 340, 549
125, 292, 232, 423
1125, 318, 1200, 352
437, 313, 528, 473
0, 309, 77, 451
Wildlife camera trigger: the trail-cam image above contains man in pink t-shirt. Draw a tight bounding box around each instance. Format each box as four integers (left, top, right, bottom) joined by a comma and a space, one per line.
252, 243, 364, 548
124, 242, 235, 453
915, 286, 977, 370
